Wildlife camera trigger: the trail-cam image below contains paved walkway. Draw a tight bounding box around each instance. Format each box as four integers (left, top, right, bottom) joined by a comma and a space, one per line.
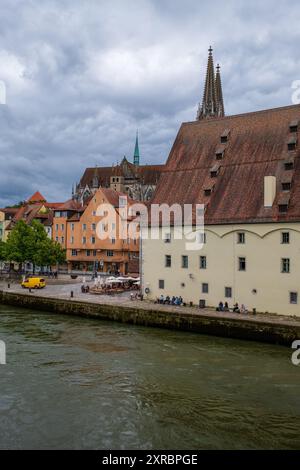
1, 280, 300, 328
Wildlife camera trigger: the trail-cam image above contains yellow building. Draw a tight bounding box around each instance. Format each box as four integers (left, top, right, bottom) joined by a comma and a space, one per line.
142, 222, 300, 316
0, 208, 19, 241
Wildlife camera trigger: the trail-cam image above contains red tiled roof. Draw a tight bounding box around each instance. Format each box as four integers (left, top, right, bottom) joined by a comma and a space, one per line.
27, 191, 46, 203
151, 104, 300, 224
80, 160, 164, 188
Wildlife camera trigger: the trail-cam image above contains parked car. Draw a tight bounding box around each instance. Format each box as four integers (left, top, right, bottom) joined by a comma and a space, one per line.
21, 277, 46, 289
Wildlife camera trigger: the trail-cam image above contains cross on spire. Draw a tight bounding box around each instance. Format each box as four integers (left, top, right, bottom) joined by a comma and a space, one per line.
197, 47, 225, 120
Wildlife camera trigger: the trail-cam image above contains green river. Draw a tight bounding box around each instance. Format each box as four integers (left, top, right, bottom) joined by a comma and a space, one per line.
0, 304, 300, 450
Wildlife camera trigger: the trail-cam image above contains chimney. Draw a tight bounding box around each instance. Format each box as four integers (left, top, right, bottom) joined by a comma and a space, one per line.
264, 176, 276, 207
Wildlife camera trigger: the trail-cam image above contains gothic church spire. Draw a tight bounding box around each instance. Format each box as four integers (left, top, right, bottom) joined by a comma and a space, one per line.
197, 47, 225, 120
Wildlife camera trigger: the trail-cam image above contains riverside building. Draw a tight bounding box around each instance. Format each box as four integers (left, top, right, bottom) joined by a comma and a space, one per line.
141, 48, 300, 316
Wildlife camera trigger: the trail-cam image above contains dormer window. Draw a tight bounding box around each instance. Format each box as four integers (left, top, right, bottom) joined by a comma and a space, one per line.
220, 129, 230, 144
281, 172, 293, 191
287, 135, 297, 151
284, 160, 294, 171
282, 182, 291, 191
210, 163, 220, 178
278, 193, 290, 213
279, 204, 288, 213
215, 146, 225, 160
289, 120, 298, 133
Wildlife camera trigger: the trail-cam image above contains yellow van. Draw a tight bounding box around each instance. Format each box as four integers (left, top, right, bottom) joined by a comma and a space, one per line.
21, 277, 46, 289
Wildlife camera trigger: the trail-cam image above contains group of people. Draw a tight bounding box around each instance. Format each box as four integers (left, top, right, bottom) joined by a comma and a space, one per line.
216, 301, 248, 314
156, 294, 185, 306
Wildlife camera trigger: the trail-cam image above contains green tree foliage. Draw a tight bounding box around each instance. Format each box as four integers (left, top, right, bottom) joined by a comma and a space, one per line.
4, 220, 66, 269
0, 240, 6, 261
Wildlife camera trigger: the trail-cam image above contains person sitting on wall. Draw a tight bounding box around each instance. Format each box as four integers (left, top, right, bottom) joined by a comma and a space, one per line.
179, 296, 183, 305
164, 295, 171, 304
224, 302, 229, 312
233, 303, 240, 313
171, 296, 176, 305
240, 304, 248, 314
160, 294, 165, 304
216, 301, 224, 312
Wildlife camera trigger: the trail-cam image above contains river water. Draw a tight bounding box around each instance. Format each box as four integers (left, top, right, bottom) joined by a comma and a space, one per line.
0, 304, 300, 450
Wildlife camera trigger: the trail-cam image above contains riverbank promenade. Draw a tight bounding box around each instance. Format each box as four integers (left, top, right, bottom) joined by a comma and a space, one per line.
1, 280, 300, 346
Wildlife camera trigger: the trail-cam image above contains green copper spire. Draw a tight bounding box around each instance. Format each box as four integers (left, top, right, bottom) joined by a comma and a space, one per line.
133, 131, 140, 166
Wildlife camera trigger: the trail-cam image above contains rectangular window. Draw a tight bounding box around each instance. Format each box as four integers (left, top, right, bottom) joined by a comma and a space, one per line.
55, 224, 59, 231
111, 238, 116, 244
55, 236, 58, 242
70, 236, 74, 244
182, 255, 189, 268
281, 232, 290, 244
91, 223, 96, 231
199, 233, 206, 244
91, 236, 96, 244
71, 223, 75, 231
86, 250, 91, 257
164, 233, 171, 243
82, 236, 86, 244
82, 224, 87, 231
61, 224, 64, 231
202, 283, 209, 294
199, 256, 207, 269
237, 232, 245, 244
239, 257, 246, 271
281, 258, 290, 273
159, 279, 165, 289
61, 237, 64, 244
165, 255, 172, 267
93, 250, 97, 257
71, 249, 77, 256
107, 250, 114, 257
290, 292, 298, 304
225, 287, 232, 298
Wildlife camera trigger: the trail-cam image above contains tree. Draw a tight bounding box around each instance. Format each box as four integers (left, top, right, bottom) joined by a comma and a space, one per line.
0, 240, 6, 261
5, 220, 33, 267
4, 220, 66, 271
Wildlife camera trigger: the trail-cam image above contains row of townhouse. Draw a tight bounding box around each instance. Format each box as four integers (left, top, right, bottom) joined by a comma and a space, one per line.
52, 187, 139, 275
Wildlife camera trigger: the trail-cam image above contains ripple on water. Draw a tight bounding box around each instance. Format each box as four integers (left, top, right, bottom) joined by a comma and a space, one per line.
0, 306, 300, 449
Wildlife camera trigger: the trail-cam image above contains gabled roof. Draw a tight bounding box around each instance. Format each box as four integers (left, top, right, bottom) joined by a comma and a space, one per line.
27, 191, 46, 203
152, 104, 300, 224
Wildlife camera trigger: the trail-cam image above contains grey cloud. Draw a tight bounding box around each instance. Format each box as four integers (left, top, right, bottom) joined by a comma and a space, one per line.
0, 0, 300, 205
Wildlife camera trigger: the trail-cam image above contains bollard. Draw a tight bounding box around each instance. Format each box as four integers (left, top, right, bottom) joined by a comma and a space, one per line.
253, 308, 256, 315
70, 291, 74, 298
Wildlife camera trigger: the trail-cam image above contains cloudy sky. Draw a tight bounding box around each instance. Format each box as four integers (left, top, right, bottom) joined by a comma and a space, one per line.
0, 0, 300, 206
